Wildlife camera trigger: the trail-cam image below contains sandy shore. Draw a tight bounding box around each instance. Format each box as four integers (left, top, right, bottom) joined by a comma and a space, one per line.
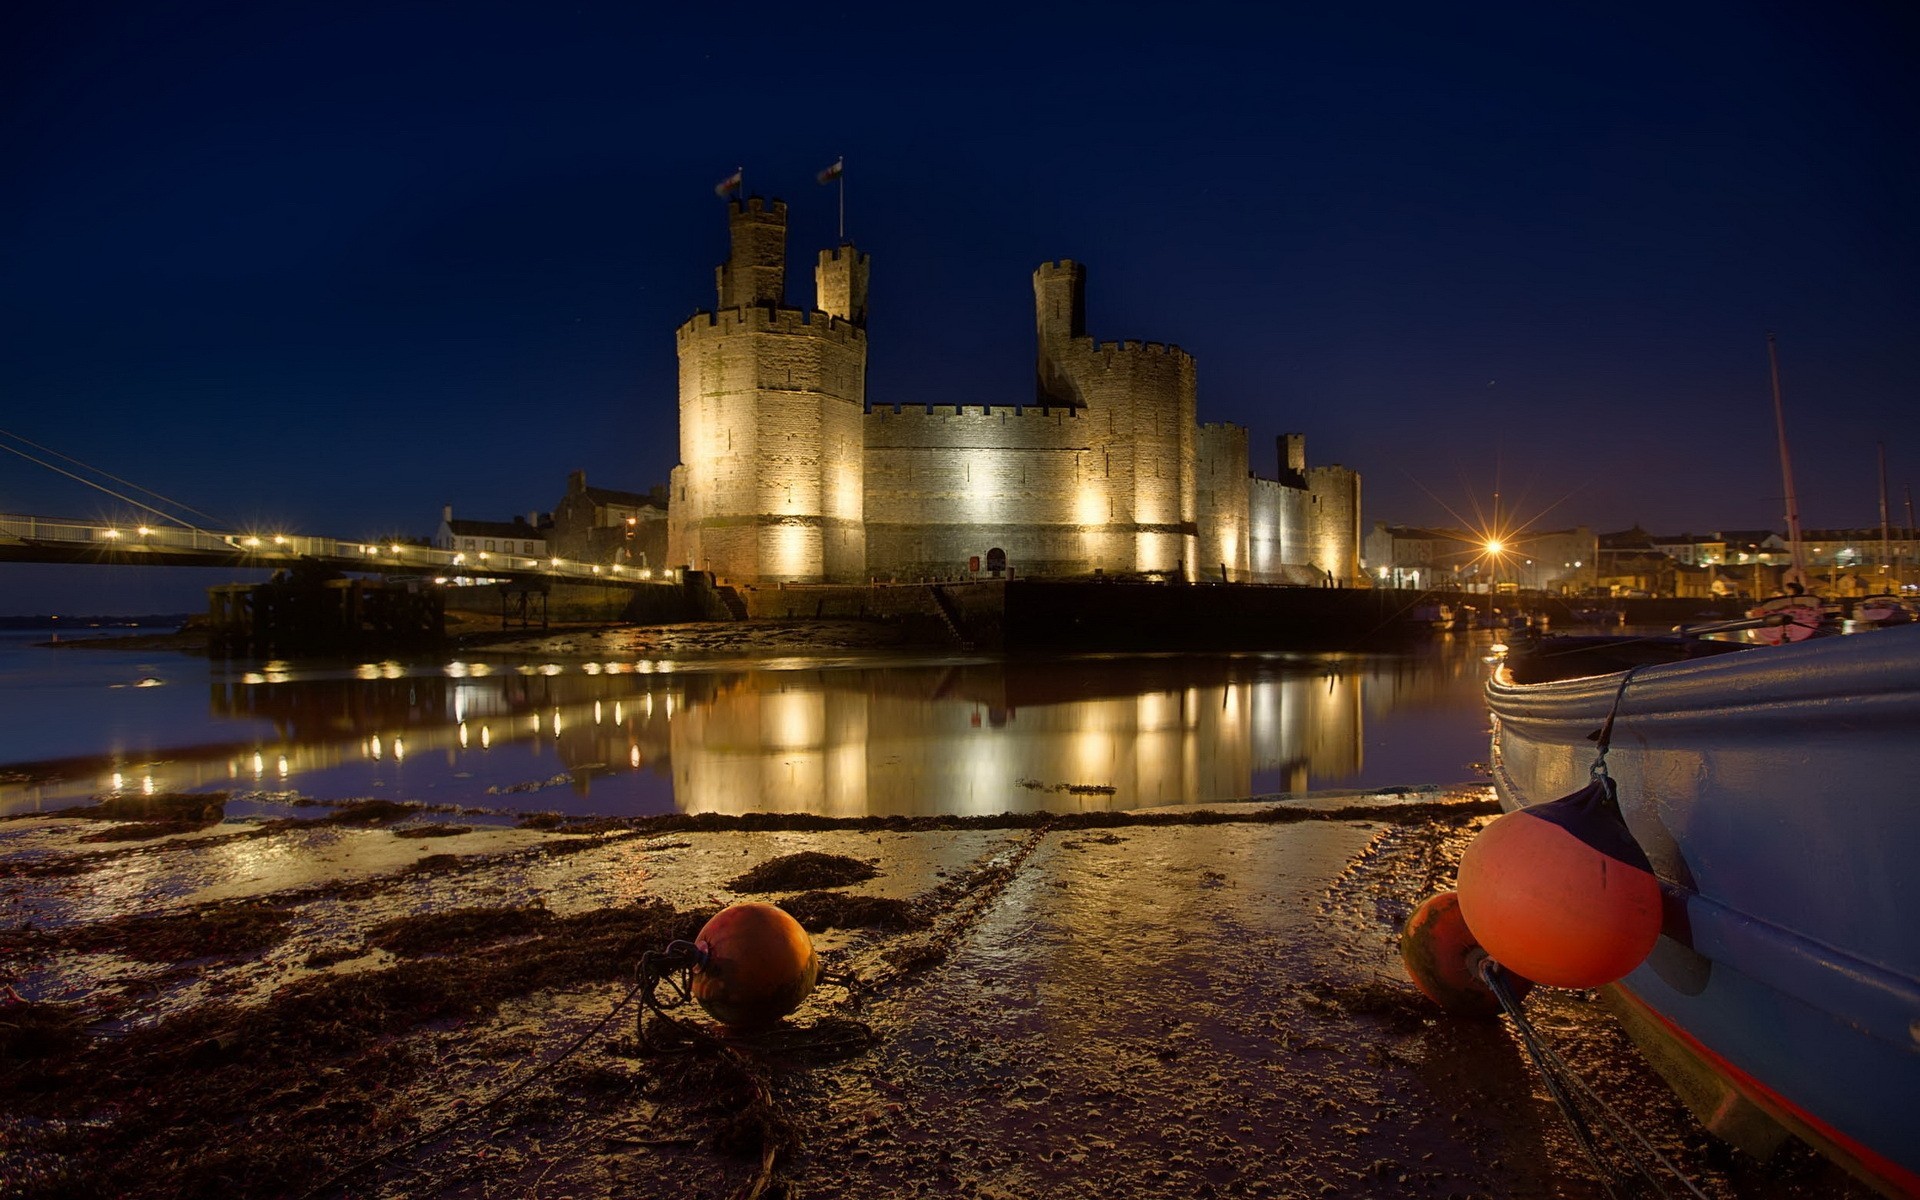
0, 789, 1870, 1200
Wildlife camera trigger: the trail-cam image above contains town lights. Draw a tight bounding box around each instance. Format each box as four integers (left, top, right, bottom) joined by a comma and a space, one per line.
103, 528, 122, 539
1485, 539, 1504, 556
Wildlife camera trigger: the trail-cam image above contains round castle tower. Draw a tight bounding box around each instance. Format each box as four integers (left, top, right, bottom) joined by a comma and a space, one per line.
1033, 260, 1198, 577
668, 198, 869, 584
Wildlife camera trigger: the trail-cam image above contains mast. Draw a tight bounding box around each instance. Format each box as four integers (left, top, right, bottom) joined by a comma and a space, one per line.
1767, 333, 1807, 590
1879, 441, 1892, 589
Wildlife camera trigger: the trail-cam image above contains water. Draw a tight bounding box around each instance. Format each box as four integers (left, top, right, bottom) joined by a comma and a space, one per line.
0, 630, 1500, 819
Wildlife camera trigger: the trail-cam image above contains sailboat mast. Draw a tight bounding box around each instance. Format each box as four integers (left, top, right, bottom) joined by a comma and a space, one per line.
1879, 441, 1892, 588
1767, 333, 1807, 589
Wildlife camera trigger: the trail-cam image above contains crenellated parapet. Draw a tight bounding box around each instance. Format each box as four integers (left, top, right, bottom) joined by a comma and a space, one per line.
676, 305, 868, 348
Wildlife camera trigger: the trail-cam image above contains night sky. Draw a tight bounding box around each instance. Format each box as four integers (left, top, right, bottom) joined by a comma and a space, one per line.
5, 1, 1917, 613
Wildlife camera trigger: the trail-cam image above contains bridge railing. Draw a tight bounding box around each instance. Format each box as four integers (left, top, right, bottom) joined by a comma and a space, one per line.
0, 512, 672, 588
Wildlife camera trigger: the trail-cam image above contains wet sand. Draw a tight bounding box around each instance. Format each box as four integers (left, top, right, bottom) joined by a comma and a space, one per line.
0, 791, 1870, 1200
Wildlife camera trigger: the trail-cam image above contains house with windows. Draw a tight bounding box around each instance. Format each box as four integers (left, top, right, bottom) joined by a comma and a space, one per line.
434, 506, 551, 562
548, 470, 668, 571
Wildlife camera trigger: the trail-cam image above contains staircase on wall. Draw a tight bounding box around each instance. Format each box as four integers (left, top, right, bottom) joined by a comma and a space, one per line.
926, 584, 973, 649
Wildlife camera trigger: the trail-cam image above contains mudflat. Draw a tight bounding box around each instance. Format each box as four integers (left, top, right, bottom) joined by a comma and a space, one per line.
1, 791, 1869, 1199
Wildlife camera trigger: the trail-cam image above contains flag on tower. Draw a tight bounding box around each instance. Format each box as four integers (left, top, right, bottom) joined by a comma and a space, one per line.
714, 169, 743, 198
816, 157, 844, 185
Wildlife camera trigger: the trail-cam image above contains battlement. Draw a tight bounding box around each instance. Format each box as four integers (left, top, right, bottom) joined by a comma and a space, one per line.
868, 403, 1084, 419
729, 196, 787, 217
1086, 337, 1192, 363
1035, 259, 1082, 277
677, 305, 867, 346
820, 243, 868, 264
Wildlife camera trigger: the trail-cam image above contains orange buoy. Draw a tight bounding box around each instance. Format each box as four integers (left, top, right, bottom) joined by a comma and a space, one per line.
690, 902, 820, 1029
1400, 890, 1532, 1017
1456, 778, 1663, 989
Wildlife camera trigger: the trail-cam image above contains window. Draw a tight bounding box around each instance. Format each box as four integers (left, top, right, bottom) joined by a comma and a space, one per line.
485, 540, 496, 552
464, 539, 476, 550
524, 541, 534, 553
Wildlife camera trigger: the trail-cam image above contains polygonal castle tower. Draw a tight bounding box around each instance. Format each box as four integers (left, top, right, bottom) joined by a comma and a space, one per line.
667, 198, 870, 584
1033, 259, 1199, 575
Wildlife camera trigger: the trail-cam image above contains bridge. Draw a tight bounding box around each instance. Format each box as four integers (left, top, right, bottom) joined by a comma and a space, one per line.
0, 512, 673, 591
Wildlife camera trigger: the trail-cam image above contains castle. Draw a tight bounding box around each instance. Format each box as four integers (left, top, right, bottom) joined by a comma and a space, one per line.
667, 198, 1359, 587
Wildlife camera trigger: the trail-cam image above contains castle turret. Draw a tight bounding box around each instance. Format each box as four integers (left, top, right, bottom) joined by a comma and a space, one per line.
1033, 260, 1087, 407
815, 244, 870, 327
716, 197, 787, 309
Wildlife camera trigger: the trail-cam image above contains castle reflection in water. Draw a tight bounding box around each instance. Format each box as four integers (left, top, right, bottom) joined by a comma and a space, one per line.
166, 647, 1489, 818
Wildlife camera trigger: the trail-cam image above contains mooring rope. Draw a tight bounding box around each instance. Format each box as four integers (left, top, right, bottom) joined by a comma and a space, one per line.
1479, 960, 1712, 1200
300, 824, 1055, 1200
296, 970, 649, 1200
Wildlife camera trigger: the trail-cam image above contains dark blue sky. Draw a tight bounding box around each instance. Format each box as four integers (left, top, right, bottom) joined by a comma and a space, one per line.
5, 0, 1917, 612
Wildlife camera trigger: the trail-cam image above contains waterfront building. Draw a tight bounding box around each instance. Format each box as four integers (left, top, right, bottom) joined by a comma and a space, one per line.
1363, 523, 1595, 594
548, 471, 668, 572
665, 198, 1360, 588
434, 506, 549, 560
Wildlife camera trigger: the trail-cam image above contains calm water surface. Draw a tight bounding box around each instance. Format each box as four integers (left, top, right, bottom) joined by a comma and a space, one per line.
0, 630, 1501, 818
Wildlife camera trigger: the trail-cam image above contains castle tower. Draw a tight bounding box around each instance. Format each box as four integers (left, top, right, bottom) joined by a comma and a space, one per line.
815, 244, 870, 327
716, 198, 787, 308
1028, 260, 1197, 577
1033, 260, 1087, 407
669, 197, 868, 585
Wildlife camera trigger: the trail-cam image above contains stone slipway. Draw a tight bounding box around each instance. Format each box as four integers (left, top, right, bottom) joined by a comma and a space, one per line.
0, 792, 1871, 1199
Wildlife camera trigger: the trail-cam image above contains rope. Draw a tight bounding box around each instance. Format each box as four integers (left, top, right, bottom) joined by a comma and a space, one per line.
1589, 664, 1642, 782
306, 827, 1048, 1200
296, 971, 648, 1200
633, 941, 876, 1062
1478, 960, 1711, 1200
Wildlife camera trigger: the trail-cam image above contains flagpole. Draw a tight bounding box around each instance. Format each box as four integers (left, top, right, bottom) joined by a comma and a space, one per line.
837, 157, 846, 241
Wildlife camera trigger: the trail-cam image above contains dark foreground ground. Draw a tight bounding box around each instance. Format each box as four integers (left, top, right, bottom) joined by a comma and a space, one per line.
1, 791, 1872, 1200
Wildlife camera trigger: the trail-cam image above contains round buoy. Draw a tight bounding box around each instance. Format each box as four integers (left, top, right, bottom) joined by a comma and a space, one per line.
1456, 780, 1663, 989
1400, 891, 1532, 1017
690, 902, 820, 1029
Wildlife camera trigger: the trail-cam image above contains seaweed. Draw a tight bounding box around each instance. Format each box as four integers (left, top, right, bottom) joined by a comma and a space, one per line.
726, 851, 879, 893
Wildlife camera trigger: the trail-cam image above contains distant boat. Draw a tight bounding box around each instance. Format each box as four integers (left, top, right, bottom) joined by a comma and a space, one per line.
1409, 601, 1454, 631
1851, 594, 1915, 628
1486, 621, 1920, 1196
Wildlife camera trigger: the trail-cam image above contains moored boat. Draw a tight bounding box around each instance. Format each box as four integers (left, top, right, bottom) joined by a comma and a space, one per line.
1485, 625, 1920, 1197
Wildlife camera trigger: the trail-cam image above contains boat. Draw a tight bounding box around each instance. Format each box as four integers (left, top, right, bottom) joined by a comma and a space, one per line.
1485, 624, 1920, 1197
1852, 594, 1916, 629
1410, 601, 1454, 631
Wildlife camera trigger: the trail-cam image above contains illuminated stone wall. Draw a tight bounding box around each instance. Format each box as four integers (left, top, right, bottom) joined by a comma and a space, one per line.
862, 405, 1102, 577
1196, 422, 1250, 581
1306, 464, 1361, 584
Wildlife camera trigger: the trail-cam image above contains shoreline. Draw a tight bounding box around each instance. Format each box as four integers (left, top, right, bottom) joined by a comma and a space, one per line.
0, 790, 1869, 1199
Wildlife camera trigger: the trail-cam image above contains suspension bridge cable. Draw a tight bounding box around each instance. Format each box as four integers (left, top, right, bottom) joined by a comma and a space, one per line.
0, 426, 230, 529
0, 440, 217, 533
0, 426, 228, 531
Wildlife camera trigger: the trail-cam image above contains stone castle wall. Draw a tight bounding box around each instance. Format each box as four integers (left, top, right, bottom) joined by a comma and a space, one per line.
1196, 422, 1250, 581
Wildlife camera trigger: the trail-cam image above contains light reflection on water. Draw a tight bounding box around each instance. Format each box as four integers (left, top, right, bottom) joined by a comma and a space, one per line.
0, 632, 1497, 818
